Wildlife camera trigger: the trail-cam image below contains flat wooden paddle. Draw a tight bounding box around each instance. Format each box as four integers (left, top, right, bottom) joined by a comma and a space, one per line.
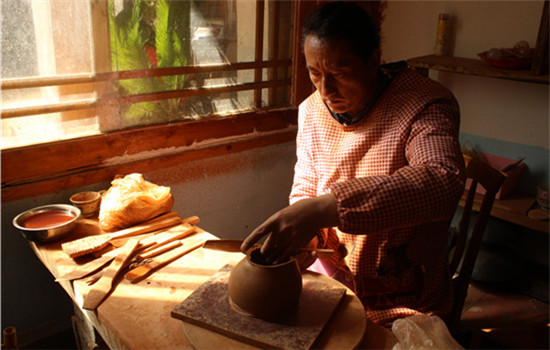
56, 219, 199, 282
56, 248, 121, 282
82, 238, 141, 310
108, 216, 199, 248
124, 235, 206, 283
202, 239, 335, 259
135, 223, 196, 258
62, 213, 182, 258
136, 240, 183, 261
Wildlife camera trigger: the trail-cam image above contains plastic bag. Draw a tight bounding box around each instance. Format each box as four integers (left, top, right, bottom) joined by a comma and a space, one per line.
391, 315, 464, 350
99, 173, 174, 232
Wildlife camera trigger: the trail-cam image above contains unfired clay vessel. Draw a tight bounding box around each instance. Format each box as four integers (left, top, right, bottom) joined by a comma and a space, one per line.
228, 247, 302, 322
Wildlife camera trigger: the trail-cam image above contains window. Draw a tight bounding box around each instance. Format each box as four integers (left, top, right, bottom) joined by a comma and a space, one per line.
1, 0, 294, 149
1, 0, 381, 202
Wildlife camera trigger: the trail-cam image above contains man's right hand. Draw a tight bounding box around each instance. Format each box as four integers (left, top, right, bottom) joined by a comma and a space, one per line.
241, 193, 338, 265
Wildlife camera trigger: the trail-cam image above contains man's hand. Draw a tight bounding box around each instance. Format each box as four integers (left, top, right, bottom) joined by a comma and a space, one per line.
241, 193, 338, 264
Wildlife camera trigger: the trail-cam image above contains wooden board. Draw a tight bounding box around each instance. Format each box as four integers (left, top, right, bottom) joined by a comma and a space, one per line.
171, 265, 346, 350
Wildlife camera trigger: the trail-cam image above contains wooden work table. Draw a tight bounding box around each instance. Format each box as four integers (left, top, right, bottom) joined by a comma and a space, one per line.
29, 217, 397, 350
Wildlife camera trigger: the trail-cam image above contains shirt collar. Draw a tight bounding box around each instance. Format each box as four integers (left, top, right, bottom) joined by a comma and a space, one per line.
324, 61, 406, 126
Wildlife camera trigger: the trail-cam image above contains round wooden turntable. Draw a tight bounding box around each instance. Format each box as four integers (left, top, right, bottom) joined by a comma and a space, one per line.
172, 267, 367, 350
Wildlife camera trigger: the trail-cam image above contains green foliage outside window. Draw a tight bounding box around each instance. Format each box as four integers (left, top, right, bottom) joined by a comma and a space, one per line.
108, 0, 191, 123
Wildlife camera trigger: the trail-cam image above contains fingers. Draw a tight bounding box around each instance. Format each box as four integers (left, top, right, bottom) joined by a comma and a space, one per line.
265, 236, 299, 265
243, 199, 326, 264
244, 225, 315, 266
260, 233, 282, 262
240, 225, 268, 252
242, 220, 280, 252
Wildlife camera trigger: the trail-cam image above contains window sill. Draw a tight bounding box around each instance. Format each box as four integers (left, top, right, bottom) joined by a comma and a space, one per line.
1, 107, 298, 202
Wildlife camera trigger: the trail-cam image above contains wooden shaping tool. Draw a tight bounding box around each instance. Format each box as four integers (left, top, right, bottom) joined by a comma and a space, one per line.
56, 248, 121, 282
56, 216, 200, 281
70, 239, 183, 286
109, 215, 199, 248
202, 239, 335, 259
62, 214, 182, 258
125, 236, 206, 283
55, 228, 184, 282
82, 238, 141, 310
137, 240, 182, 260
136, 223, 196, 257
181, 215, 200, 225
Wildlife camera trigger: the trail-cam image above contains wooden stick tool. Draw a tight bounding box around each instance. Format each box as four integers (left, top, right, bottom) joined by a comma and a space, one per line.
57, 216, 200, 281
56, 248, 121, 282
125, 235, 206, 283
82, 238, 141, 310
62, 213, 182, 258
109, 215, 200, 248
134, 223, 197, 261
202, 239, 335, 259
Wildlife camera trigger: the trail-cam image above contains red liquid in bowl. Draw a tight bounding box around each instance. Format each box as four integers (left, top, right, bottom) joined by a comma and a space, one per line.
22, 210, 75, 229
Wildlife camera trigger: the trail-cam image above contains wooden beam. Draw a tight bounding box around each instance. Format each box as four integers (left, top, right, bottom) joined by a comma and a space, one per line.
0, 60, 292, 90
268, 0, 280, 106
2, 108, 298, 202
254, 0, 265, 108
291, 0, 317, 106
531, 0, 549, 76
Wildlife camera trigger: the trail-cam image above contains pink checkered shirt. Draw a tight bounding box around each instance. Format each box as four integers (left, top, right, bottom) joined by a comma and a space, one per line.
291, 68, 465, 327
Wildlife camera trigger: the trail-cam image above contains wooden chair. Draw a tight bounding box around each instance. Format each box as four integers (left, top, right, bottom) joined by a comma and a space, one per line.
446, 156, 506, 335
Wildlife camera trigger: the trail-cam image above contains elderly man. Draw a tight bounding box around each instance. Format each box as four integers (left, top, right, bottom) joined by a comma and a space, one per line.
242, 1, 465, 327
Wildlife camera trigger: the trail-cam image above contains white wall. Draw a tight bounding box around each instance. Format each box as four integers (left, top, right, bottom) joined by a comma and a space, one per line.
382, 1, 543, 61
381, 0, 549, 192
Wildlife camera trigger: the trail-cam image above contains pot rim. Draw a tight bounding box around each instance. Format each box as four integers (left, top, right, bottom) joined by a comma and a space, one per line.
245, 246, 298, 268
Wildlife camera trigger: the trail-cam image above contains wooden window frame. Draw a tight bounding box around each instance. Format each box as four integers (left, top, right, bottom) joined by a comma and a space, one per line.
1, 108, 298, 202
1, 0, 311, 202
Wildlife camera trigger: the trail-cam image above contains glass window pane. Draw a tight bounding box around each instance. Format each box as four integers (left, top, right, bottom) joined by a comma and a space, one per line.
1, 0, 294, 149
1, 0, 97, 148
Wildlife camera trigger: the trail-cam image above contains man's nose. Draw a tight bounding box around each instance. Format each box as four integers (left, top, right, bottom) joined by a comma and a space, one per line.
319, 75, 337, 98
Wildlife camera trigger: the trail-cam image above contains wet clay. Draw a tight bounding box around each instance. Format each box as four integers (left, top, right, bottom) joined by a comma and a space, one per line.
228, 247, 302, 323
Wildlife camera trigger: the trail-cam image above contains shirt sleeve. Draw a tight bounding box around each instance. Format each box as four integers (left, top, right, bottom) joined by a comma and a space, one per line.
290, 98, 332, 247
289, 101, 318, 206
331, 99, 465, 235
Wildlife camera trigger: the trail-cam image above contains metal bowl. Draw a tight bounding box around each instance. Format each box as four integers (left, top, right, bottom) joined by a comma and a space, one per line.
13, 204, 81, 243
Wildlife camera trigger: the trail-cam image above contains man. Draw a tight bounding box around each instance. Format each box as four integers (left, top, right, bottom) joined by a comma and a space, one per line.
241, 1, 465, 327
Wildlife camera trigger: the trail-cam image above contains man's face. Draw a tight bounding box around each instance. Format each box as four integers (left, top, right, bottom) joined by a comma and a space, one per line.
304, 35, 378, 116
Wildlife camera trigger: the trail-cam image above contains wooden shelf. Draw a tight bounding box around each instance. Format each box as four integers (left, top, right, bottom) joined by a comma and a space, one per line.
407, 54, 549, 85
459, 191, 549, 234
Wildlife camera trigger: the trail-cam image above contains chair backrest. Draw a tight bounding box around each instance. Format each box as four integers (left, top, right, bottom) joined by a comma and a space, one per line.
447, 156, 506, 334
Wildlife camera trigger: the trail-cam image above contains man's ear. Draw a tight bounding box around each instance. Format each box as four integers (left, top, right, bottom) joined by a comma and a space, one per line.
372, 49, 382, 65
363, 49, 381, 75
369, 49, 382, 69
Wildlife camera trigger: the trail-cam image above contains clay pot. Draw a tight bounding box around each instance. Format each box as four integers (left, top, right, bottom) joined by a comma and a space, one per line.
228, 247, 302, 322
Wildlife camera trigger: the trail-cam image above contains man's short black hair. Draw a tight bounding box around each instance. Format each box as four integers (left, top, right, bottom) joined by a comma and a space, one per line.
302, 1, 380, 61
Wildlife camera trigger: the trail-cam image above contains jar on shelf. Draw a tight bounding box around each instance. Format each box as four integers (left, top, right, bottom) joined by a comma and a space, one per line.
434, 13, 451, 56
